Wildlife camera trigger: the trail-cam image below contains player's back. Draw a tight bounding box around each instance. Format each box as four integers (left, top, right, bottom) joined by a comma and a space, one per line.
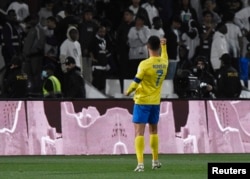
134, 55, 168, 104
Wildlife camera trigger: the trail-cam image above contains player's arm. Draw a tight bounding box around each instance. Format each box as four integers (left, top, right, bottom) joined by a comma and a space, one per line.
124, 79, 140, 96
160, 38, 168, 61
124, 66, 144, 96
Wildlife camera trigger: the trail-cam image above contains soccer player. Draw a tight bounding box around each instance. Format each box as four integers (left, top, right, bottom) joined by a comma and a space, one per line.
124, 36, 168, 172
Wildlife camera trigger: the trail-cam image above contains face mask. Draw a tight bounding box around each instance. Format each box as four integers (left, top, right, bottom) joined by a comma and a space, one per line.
41, 70, 48, 79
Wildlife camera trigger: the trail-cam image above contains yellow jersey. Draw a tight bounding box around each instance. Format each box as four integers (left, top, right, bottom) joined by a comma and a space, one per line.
126, 44, 168, 104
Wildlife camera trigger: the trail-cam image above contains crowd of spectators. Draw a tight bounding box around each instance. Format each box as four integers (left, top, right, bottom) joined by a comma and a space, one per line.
0, 0, 249, 99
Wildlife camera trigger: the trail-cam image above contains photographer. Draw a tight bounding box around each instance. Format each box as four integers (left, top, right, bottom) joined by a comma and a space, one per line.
191, 56, 217, 98
174, 56, 216, 98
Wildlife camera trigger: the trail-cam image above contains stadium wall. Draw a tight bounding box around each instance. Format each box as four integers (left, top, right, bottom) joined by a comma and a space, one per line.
0, 99, 250, 155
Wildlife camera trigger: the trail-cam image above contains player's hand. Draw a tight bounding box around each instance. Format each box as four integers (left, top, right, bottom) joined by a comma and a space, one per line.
124, 91, 129, 96
160, 38, 167, 45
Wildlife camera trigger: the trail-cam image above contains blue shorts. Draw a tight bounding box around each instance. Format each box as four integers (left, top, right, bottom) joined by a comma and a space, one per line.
132, 104, 160, 124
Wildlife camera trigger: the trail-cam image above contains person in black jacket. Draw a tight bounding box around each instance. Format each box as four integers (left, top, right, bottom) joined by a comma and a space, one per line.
116, 9, 135, 92
174, 55, 216, 98
164, 15, 182, 60
63, 56, 86, 98
190, 56, 216, 98
216, 53, 242, 98
2, 56, 28, 98
89, 25, 110, 93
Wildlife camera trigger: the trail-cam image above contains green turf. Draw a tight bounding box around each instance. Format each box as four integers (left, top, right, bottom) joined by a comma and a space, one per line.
0, 154, 249, 179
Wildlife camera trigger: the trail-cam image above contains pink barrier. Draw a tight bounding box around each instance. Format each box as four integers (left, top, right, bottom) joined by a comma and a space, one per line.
177, 101, 209, 153
27, 101, 62, 155
207, 101, 250, 153
0, 100, 250, 155
0, 101, 28, 155
207, 101, 245, 153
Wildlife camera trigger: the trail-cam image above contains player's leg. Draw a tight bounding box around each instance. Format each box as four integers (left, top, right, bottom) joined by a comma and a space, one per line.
134, 123, 146, 172
132, 104, 149, 172
149, 105, 161, 169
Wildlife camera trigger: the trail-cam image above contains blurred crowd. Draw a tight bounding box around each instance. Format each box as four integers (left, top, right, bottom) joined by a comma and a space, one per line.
0, 0, 250, 99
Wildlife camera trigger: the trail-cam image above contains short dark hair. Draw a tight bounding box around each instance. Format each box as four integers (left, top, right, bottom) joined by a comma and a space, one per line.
123, 8, 134, 16
202, 10, 213, 18
64, 56, 76, 65
47, 16, 57, 23
148, 36, 160, 51
135, 14, 145, 22
220, 53, 232, 65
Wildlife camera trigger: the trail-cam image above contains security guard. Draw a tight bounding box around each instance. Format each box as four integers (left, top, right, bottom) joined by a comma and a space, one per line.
42, 64, 62, 98
216, 53, 242, 98
2, 56, 28, 98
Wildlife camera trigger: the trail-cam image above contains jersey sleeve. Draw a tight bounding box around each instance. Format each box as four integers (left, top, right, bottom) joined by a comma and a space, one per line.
161, 44, 168, 61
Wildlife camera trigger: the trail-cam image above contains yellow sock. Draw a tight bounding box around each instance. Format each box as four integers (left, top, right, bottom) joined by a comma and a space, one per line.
135, 136, 144, 164
150, 134, 159, 161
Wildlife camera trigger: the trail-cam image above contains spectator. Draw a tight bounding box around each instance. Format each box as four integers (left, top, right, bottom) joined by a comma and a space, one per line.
150, 16, 165, 38
116, 8, 135, 92
101, 19, 118, 78
44, 16, 60, 62
127, 15, 151, 78
63, 56, 86, 98
190, 0, 203, 23
216, 53, 242, 98
41, 64, 62, 98
129, 0, 151, 28
59, 26, 82, 74
234, 1, 250, 57
177, 0, 198, 25
176, 44, 192, 70
2, 55, 28, 98
78, 8, 99, 82
44, 16, 63, 87
221, 0, 242, 15
52, 0, 69, 17
197, 10, 215, 74
22, 15, 45, 94
154, 0, 177, 29
89, 25, 111, 93
1, 9, 24, 75
0, 8, 6, 95
223, 11, 243, 72
234, 0, 250, 34
38, 0, 54, 27
7, 0, 30, 22
210, 22, 228, 76
56, 4, 81, 46
202, 0, 221, 25
181, 19, 200, 61
164, 15, 182, 60
141, 0, 159, 27
173, 44, 192, 98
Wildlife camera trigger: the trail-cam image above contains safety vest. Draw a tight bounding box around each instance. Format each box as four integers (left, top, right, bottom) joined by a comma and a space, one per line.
43, 75, 62, 97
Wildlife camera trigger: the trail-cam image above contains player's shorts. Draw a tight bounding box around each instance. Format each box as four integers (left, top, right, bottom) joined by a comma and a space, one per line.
132, 104, 160, 124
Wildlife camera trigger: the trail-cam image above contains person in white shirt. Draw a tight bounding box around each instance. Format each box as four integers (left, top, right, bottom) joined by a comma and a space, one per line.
224, 12, 243, 72
150, 16, 165, 38
38, 1, 54, 27
127, 15, 151, 78
181, 19, 200, 61
141, 0, 159, 27
129, 0, 151, 28
234, 2, 250, 57
210, 23, 228, 76
60, 26, 82, 74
